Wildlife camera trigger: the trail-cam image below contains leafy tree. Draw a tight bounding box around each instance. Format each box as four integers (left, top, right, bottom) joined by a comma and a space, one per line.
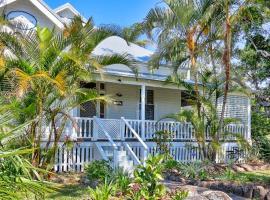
0, 16, 138, 168
235, 0, 270, 161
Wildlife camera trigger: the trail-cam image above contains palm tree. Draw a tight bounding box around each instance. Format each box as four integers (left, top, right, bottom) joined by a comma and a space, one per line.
0, 16, 138, 168
142, 0, 227, 119
0, 101, 52, 199
142, 0, 259, 159
165, 70, 250, 161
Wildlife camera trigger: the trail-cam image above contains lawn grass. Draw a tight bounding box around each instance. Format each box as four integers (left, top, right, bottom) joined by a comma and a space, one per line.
45, 184, 89, 200
219, 169, 270, 186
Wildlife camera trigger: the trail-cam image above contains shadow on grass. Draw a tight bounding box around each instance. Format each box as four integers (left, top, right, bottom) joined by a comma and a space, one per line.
238, 170, 270, 185
47, 184, 89, 200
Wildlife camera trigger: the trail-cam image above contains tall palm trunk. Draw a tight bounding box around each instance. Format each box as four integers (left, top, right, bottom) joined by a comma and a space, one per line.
219, 0, 231, 142
187, 27, 206, 159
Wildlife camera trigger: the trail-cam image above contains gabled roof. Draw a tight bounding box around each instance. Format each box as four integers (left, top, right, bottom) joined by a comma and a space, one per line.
54, 3, 80, 16
93, 36, 153, 62
0, 0, 64, 29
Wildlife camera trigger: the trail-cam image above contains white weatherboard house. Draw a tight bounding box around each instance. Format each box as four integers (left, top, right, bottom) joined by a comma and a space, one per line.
1, 0, 251, 173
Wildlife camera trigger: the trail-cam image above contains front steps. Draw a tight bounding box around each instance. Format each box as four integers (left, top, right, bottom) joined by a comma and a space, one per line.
102, 146, 135, 175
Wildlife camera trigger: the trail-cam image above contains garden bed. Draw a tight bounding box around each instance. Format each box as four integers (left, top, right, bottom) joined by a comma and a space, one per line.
165, 163, 270, 199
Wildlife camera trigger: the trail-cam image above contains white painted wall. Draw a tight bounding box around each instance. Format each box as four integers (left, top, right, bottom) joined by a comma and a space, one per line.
105, 83, 181, 120
151, 87, 181, 120
105, 83, 140, 119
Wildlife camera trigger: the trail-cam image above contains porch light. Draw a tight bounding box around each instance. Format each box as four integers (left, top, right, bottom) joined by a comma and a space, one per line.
113, 101, 123, 106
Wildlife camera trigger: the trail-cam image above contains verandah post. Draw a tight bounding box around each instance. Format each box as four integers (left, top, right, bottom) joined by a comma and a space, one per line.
140, 84, 148, 165
141, 84, 146, 141
120, 117, 125, 141
93, 116, 98, 141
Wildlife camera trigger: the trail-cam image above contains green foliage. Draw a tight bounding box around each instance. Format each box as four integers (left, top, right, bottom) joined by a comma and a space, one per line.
153, 130, 173, 160
218, 170, 270, 185
88, 179, 116, 200
172, 190, 189, 200
178, 161, 209, 181
0, 16, 138, 169
0, 104, 52, 199
251, 111, 270, 161
252, 111, 270, 138
111, 168, 131, 195
164, 70, 248, 162
164, 159, 180, 170
132, 155, 166, 200
85, 160, 112, 182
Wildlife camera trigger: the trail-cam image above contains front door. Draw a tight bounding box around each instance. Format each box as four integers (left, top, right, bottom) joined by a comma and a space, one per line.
80, 82, 97, 118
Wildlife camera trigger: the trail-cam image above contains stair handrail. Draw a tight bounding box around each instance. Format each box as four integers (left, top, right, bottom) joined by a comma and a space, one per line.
121, 117, 148, 151
123, 142, 141, 165
93, 116, 118, 150
95, 143, 109, 161
121, 117, 148, 165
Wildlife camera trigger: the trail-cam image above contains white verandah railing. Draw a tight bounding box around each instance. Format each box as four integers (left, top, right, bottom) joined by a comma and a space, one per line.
73, 117, 250, 141
53, 117, 249, 172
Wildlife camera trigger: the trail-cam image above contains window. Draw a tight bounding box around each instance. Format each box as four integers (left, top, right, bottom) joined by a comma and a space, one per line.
80, 82, 96, 117
100, 83, 105, 91
100, 94, 105, 118
140, 89, 154, 120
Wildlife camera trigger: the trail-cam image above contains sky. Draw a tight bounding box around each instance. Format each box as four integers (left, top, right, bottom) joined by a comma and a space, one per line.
45, 0, 161, 27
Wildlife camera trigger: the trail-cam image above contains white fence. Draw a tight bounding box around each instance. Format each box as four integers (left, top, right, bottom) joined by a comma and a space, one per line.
54, 141, 245, 172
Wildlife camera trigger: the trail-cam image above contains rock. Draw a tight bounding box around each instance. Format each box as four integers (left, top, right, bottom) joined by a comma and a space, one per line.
242, 185, 253, 198
240, 164, 253, 171
266, 191, 270, 200
232, 165, 246, 172
198, 181, 210, 188
202, 191, 232, 200
186, 195, 208, 200
170, 175, 182, 182
252, 186, 267, 200
80, 176, 91, 186
182, 185, 199, 196
208, 182, 219, 190
231, 184, 243, 197
222, 182, 234, 194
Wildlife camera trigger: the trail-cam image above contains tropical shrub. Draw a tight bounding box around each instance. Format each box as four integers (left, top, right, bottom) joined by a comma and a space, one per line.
111, 168, 131, 195
132, 155, 166, 200
178, 161, 209, 181
172, 190, 189, 200
85, 160, 112, 182
153, 130, 173, 160
0, 103, 52, 199
164, 159, 180, 171
251, 111, 270, 162
88, 179, 116, 200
